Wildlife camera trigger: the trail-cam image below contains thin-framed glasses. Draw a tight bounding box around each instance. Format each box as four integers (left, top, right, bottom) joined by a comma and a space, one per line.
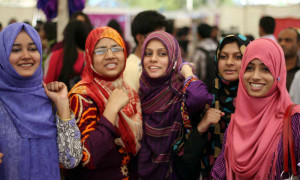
94, 46, 123, 55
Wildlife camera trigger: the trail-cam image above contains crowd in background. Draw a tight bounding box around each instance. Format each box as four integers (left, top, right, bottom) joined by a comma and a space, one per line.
1, 8, 300, 180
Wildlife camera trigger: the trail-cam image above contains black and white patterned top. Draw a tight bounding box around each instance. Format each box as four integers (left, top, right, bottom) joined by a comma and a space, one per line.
56, 112, 82, 169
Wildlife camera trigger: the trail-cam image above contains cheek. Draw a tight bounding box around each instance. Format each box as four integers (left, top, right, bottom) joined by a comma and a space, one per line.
218, 61, 225, 72
162, 58, 169, 71
235, 61, 242, 71
9, 54, 17, 65
242, 73, 249, 87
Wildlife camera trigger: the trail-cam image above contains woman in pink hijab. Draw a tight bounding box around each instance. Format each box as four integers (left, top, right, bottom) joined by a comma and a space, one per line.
211, 38, 300, 179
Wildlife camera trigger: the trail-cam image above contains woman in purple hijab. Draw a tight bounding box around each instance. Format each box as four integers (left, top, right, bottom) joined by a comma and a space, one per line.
137, 31, 213, 179
0, 23, 82, 179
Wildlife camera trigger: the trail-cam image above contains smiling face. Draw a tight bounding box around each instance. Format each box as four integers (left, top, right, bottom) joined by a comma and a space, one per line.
218, 42, 242, 82
9, 30, 40, 77
143, 39, 169, 79
243, 59, 275, 97
93, 37, 125, 78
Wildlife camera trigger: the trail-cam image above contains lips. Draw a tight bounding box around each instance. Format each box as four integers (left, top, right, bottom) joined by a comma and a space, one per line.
224, 69, 236, 74
18, 63, 33, 67
104, 63, 117, 69
249, 82, 264, 90
149, 66, 161, 72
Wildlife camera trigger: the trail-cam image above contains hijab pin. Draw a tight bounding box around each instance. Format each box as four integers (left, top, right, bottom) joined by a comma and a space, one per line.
277, 77, 280, 81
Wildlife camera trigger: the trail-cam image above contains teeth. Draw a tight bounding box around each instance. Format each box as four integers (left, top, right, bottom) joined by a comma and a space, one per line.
250, 83, 263, 87
150, 66, 159, 69
19, 64, 33, 67
105, 63, 116, 68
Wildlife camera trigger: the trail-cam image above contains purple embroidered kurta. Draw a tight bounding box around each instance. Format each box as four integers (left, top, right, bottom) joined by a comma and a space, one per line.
212, 113, 300, 180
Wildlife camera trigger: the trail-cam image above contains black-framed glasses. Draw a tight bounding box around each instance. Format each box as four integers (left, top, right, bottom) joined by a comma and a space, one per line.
94, 46, 123, 55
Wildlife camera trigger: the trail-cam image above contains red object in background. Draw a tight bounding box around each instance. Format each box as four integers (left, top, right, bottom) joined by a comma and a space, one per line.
274, 18, 300, 38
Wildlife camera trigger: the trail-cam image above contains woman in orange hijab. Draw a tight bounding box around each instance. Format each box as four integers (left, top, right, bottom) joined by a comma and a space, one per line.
66, 27, 142, 180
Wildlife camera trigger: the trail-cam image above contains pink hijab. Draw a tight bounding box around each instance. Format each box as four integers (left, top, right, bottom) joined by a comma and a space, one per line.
225, 38, 300, 179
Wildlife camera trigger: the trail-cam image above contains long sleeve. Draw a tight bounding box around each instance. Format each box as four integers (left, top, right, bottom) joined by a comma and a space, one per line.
56, 112, 82, 169
69, 94, 120, 170
211, 129, 227, 180
185, 79, 213, 113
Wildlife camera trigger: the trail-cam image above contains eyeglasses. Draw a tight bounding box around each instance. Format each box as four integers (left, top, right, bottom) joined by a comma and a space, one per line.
94, 46, 124, 55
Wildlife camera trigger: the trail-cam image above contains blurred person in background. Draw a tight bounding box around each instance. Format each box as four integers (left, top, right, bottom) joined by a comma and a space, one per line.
44, 20, 89, 90
278, 28, 300, 91
191, 23, 218, 91
211, 25, 220, 44
7, 18, 17, 25
259, 16, 276, 41
176, 26, 190, 60
70, 11, 93, 32
107, 19, 131, 56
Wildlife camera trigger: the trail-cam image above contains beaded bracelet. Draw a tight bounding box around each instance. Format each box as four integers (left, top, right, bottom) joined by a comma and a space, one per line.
181, 75, 199, 131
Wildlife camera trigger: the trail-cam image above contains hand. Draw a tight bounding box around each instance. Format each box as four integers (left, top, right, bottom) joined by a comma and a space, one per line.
43, 81, 71, 119
103, 88, 129, 125
197, 108, 225, 134
180, 64, 194, 79
0, 153, 3, 164
43, 81, 68, 104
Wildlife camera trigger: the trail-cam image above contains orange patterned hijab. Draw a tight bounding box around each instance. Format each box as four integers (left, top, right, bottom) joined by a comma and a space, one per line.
69, 27, 142, 154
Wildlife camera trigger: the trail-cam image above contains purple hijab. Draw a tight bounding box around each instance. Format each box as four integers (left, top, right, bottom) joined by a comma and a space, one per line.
139, 31, 184, 114
0, 23, 56, 138
138, 31, 184, 179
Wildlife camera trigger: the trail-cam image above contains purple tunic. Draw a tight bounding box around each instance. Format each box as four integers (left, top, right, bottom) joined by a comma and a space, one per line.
138, 79, 213, 179
211, 113, 300, 180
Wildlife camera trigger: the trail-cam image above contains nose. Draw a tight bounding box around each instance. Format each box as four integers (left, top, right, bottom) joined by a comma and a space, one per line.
21, 49, 31, 60
252, 68, 261, 80
150, 52, 158, 62
105, 48, 115, 59
225, 56, 234, 66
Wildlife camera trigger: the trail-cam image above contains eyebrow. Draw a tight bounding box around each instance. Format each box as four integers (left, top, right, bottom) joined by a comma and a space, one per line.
95, 44, 119, 49
248, 62, 266, 66
145, 48, 166, 51
12, 42, 35, 46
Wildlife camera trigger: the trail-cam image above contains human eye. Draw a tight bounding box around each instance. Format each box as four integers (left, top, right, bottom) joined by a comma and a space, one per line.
235, 54, 242, 60
94, 48, 107, 55
262, 66, 271, 72
11, 47, 21, 53
29, 46, 38, 52
219, 54, 227, 60
158, 51, 167, 56
144, 51, 152, 56
245, 65, 254, 71
111, 46, 123, 52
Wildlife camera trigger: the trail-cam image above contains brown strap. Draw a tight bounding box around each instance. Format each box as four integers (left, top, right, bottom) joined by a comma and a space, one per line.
283, 104, 297, 176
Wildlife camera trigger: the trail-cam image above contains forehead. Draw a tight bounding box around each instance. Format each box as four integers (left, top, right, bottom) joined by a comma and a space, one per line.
278, 29, 297, 39
95, 37, 118, 47
14, 30, 33, 43
146, 39, 165, 49
220, 41, 239, 52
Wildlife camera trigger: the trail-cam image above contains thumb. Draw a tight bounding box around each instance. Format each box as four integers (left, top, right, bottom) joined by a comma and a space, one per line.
42, 82, 49, 94
221, 112, 225, 116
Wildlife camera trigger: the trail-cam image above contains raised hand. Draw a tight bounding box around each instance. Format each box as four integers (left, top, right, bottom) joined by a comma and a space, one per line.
180, 64, 194, 79
103, 88, 129, 126
43, 82, 71, 119
197, 108, 225, 134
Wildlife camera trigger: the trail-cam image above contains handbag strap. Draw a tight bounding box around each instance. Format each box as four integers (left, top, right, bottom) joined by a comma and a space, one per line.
283, 104, 297, 176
